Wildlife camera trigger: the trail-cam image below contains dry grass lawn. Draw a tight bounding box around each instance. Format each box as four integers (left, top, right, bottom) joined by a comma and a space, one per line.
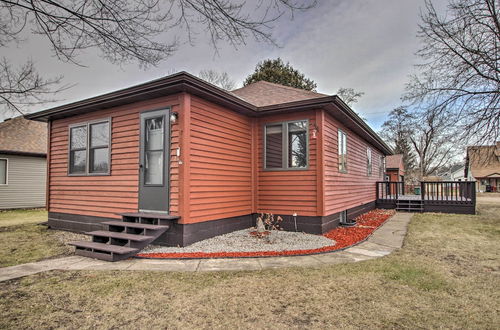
0, 198, 499, 329
0, 209, 77, 267
0, 208, 47, 227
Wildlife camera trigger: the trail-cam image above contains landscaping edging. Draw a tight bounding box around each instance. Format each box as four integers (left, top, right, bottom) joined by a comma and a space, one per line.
136, 209, 396, 260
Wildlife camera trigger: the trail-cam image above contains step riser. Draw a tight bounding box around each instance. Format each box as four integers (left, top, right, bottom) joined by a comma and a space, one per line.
91, 236, 145, 249
71, 214, 173, 262
105, 225, 166, 237
122, 216, 173, 227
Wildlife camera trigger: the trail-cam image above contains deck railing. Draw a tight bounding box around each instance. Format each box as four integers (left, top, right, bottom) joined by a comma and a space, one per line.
421, 181, 475, 203
376, 181, 405, 200
376, 181, 476, 203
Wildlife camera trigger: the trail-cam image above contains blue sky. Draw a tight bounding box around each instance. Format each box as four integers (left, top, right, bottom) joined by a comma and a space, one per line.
2, 0, 449, 131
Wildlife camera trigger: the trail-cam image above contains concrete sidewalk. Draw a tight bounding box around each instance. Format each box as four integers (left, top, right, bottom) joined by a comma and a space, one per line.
0, 212, 412, 282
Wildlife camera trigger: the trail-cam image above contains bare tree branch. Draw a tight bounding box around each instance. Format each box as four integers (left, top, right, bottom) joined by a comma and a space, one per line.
0, 0, 317, 115
0, 57, 67, 117
199, 69, 235, 90
404, 0, 500, 145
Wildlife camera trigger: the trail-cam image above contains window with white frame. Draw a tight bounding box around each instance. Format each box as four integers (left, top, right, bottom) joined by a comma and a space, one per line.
69, 120, 110, 175
0, 159, 7, 184
338, 129, 347, 172
379, 155, 385, 177
264, 120, 308, 170
367, 147, 372, 176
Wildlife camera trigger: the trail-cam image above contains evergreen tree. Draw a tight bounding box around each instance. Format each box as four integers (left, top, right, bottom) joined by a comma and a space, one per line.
244, 58, 317, 91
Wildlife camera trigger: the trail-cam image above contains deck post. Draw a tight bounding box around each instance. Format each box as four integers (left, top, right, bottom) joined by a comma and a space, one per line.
420, 181, 425, 201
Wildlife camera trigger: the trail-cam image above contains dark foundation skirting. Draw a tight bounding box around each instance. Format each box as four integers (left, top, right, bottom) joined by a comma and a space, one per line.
48, 201, 376, 247
48, 212, 108, 233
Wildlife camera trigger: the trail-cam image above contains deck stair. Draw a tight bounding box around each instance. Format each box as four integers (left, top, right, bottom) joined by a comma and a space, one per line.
396, 198, 424, 212
69, 212, 179, 262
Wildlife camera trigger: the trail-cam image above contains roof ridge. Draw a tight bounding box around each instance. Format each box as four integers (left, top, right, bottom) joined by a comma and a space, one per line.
233, 80, 328, 96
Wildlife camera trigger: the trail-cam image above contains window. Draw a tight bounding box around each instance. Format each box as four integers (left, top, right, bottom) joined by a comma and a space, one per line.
0, 159, 7, 184
379, 156, 385, 177
264, 120, 308, 170
367, 148, 372, 176
69, 120, 110, 175
338, 129, 347, 172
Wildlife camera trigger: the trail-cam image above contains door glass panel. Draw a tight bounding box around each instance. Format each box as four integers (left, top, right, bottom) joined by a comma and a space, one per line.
145, 151, 163, 185
146, 117, 164, 151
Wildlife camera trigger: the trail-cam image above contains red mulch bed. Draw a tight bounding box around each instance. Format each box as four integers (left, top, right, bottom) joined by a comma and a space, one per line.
136, 209, 396, 259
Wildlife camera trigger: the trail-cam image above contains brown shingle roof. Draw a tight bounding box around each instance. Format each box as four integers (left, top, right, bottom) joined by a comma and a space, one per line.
467, 143, 500, 178
386, 154, 404, 170
231, 81, 328, 107
0, 116, 47, 155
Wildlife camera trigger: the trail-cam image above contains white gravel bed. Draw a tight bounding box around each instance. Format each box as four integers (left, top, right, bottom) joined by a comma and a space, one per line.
142, 228, 336, 253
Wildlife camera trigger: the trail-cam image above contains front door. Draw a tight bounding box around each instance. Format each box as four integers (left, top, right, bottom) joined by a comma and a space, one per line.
139, 109, 170, 213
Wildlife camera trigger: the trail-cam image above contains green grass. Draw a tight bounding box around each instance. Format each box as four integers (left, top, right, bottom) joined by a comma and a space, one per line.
0, 208, 47, 227
0, 198, 499, 328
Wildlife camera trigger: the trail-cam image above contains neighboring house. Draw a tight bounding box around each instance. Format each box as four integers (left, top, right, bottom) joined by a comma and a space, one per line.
466, 142, 500, 192
26, 72, 392, 250
385, 154, 404, 182
449, 164, 466, 181
0, 116, 47, 209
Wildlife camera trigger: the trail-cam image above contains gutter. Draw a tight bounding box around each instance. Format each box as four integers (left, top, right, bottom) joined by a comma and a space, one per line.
0, 150, 47, 157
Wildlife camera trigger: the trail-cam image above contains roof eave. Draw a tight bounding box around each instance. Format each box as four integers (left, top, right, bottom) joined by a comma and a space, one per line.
25, 72, 257, 122
0, 150, 47, 157
24, 72, 392, 155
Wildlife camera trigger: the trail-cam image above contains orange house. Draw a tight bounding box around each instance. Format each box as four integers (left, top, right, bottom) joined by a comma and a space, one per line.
26, 72, 392, 258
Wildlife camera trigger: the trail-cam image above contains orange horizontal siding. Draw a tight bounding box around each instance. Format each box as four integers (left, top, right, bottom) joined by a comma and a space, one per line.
48, 94, 181, 218
323, 111, 384, 215
185, 96, 253, 224
256, 111, 318, 217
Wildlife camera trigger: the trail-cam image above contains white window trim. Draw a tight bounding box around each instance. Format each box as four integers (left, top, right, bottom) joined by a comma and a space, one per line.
0, 158, 8, 185
338, 129, 348, 173
367, 147, 372, 176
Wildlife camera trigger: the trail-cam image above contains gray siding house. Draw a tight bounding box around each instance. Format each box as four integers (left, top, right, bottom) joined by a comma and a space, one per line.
0, 116, 47, 209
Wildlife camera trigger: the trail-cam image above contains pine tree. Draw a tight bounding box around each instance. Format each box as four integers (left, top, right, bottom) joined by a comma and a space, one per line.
244, 58, 317, 91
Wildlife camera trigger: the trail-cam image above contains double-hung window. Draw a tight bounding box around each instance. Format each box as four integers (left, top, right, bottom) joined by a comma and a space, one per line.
69, 120, 110, 175
367, 147, 372, 176
0, 159, 7, 184
338, 129, 347, 172
264, 120, 308, 170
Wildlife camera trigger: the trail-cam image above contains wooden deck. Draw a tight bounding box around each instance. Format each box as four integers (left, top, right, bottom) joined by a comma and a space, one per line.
376, 181, 476, 214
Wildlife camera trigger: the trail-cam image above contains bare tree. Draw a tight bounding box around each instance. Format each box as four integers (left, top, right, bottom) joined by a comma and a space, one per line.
0, 0, 317, 116
199, 69, 235, 90
405, 0, 500, 144
336, 87, 364, 106
407, 107, 460, 179
380, 107, 417, 174
0, 58, 65, 115
336, 87, 366, 120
